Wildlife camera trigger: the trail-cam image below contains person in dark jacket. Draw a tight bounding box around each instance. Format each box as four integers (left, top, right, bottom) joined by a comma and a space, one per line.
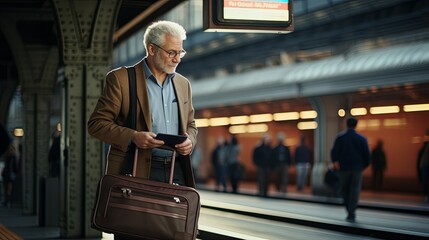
371, 139, 387, 190
417, 130, 429, 203
226, 135, 243, 193
271, 132, 292, 193
253, 133, 272, 197
48, 129, 61, 177
295, 135, 313, 192
211, 136, 227, 192
2, 145, 18, 207
331, 117, 370, 222
0, 123, 11, 157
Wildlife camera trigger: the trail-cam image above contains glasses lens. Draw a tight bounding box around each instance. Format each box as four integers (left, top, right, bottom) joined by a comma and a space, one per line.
153, 43, 186, 59
179, 50, 186, 58
168, 51, 186, 59
168, 51, 176, 58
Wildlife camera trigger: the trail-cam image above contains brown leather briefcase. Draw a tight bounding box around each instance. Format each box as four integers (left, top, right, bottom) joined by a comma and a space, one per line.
91, 150, 201, 240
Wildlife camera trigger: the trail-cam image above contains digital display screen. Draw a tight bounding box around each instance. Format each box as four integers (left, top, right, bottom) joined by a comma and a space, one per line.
223, 0, 290, 22
203, 0, 294, 33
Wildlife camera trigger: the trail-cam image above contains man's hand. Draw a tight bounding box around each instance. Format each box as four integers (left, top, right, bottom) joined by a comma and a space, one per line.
133, 131, 164, 149
332, 162, 340, 171
175, 132, 193, 156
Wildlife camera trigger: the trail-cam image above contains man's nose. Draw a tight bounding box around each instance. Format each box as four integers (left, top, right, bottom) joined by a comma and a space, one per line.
172, 55, 181, 63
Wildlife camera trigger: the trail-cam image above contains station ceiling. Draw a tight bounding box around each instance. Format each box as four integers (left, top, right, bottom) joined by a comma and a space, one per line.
0, 0, 184, 81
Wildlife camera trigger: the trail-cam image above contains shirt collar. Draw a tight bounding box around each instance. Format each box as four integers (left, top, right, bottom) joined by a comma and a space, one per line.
143, 58, 175, 85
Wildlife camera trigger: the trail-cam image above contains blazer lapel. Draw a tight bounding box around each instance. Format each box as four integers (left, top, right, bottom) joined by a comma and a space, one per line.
172, 75, 187, 134
134, 60, 152, 131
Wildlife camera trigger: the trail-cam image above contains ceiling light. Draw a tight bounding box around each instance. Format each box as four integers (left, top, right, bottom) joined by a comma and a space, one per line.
210, 117, 230, 126
14, 128, 24, 137
247, 124, 269, 133
370, 106, 400, 115
230, 115, 249, 125
195, 118, 210, 127
249, 113, 272, 123
229, 125, 247, 134
350, 108, 367, 116
273, 112, 299, 121
300, 110, 317, 119
297, 121, 318, 130
403, 103, 429, 112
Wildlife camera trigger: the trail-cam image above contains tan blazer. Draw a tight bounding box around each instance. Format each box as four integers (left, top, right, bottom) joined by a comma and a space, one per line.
88, 59, 198, 187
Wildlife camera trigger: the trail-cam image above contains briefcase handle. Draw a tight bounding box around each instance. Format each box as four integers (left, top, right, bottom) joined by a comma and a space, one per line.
133, 148, 177, 185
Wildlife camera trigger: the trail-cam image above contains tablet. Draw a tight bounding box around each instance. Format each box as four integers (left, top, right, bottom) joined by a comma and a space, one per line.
155, 133, 187, 148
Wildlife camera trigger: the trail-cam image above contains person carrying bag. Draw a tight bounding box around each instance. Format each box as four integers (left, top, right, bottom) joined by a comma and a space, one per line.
91, 66, 200, 239
88, 20, 200, 239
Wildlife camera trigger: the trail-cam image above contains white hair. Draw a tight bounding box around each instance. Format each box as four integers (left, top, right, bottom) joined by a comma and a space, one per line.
143, 20, 187, 51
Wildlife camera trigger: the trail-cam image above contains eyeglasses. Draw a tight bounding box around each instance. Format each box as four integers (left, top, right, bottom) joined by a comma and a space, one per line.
152, 43, 186, 59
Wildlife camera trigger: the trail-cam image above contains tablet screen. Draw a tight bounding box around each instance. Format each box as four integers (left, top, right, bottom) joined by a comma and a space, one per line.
155, 133, 187, 148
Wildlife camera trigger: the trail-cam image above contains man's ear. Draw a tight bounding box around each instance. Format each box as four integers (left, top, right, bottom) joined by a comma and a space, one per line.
148, 44, 156, 56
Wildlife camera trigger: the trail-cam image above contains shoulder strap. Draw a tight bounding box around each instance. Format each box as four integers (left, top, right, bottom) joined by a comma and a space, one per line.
128, 67, 137, 129
124, 66, 137, 175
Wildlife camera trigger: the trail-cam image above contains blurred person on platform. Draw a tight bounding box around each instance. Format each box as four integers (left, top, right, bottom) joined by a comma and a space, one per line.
371, 139, 387, 191
1, 145, 19, 207
253, 133, 272, 197
48, 128, 61, 178
226, 135, 243, 193
417, 130, 429, 203
331, 117, 370, 222
295, 135, 313, 192
191, 145, 202, 183
271, 132, 292, 193
0, 123, 11, 156
211, 136, 227, 192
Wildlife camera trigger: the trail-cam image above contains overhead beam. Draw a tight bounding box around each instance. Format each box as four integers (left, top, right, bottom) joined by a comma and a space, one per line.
113, 0, 185, 44
113, 0, 169, 43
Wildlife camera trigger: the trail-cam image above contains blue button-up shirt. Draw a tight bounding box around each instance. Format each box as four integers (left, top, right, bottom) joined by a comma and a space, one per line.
143, 59, 179, 157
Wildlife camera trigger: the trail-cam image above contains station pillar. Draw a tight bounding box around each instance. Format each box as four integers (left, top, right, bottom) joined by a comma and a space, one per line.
51, 0, 121, 238
310, 95, 345, 196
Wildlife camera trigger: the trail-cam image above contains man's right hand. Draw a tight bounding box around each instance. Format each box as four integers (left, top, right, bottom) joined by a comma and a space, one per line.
133, 131, 164, 149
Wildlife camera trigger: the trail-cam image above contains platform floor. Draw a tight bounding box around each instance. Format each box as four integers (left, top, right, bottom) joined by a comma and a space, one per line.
198, 189, 429, 239
0, 182, 428, 239
199, 180, 429, 211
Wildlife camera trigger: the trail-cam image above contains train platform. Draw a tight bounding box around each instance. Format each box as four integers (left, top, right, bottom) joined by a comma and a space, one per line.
197, 189, 429, 239
0, 181, 428, 239
197, 181, 429, 213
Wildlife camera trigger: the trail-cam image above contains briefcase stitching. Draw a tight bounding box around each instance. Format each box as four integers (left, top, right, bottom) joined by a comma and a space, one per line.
108, 202, 187, 220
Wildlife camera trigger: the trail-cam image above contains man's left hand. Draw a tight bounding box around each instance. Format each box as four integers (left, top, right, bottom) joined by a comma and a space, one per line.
175, 132, 193, 155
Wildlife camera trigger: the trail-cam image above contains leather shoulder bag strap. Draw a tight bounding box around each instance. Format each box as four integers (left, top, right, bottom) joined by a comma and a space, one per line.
124, 66, 137, 175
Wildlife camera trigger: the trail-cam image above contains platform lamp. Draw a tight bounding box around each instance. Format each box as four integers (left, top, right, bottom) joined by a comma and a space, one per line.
13, 127, 24, 137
